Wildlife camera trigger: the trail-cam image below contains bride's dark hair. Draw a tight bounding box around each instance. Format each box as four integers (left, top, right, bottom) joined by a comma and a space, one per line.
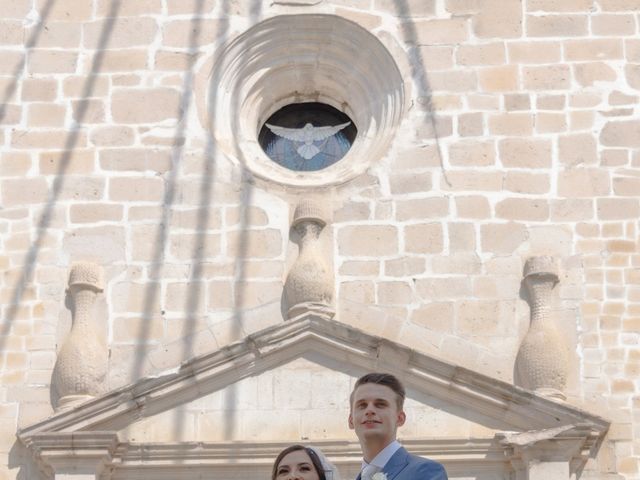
272, 445, 327, 480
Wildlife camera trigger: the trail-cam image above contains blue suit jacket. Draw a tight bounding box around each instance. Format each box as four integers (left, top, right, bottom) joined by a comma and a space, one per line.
357, 447, 447, 480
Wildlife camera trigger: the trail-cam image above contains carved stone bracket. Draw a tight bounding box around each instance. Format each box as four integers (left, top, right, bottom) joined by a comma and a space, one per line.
498, 424, 601, 480
284, 200, 334, 319
515, 255, 569, 401
51, 262, 107, 411
22, 432, 118, 479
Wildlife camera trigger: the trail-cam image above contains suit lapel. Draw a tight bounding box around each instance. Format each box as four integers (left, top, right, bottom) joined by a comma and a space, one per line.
382, 447, 410, 480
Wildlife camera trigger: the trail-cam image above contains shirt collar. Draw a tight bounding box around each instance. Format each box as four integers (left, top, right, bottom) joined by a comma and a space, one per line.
361, 440, 402, 470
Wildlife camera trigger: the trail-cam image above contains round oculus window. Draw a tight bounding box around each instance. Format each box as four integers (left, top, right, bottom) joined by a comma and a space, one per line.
258, 103, 357, 172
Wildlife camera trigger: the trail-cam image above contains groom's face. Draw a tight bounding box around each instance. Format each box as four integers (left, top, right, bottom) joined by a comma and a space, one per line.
348, 383, 406, 445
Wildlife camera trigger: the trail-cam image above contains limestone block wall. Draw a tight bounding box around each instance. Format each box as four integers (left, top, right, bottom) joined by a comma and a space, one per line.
0, 0, 639, 478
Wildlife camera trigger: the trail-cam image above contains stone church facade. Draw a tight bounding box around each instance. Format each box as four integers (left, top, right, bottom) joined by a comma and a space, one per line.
1, 0, 639, 479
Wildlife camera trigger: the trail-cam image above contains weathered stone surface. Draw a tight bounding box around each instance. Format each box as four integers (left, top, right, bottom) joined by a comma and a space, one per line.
489, 113, 535, 135
499, 138, 552, 168
405, 223, 444, 254
523, 65, 571, 90
28, 103, 66, 127
496, 198, 550, 221
473, 0, 522, 38
527, 0, 593, 11
36, 0, 92, 20
479, 65, 518, 92
558, 169, 610, 197
396, 197, 449, 221
1, 178, 48, 207
504, 172, 550, 194
456, 43, 506, 65
455, 196, 491, 218
449, 140, 495, 166
33, 21, 81, 48
597, 198, 640, 219
109, 177, 165, 202
457, 113, 483, 136
559, 134, 598, 166
28, 50, 78, 74
96, 0, 162, 16
575, 62, 617, 86
83, 18, 158, 49
0, 4, 635, 479
508, 41, 561, 63
3, 0, 30, 18
112, 88, 182, 124
227, 229, 283, 259
374, 0, 436, 15
100, 148, 171, 172
338, 225, 398, 256
162, 20, 228, 48
527, 14, 588, 37
565, 39, 623, 61
592, 14, 635, 35
409, 18, 469, 44
63, 226, 126, 264
481, 223, 528, 253
600, 120, 640, 147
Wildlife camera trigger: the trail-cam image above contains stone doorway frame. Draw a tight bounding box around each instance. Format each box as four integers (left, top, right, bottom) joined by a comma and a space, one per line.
19, 313, 609, 479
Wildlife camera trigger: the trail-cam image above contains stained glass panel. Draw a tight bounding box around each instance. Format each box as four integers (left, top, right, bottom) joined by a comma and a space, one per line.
259, 103, 357, 172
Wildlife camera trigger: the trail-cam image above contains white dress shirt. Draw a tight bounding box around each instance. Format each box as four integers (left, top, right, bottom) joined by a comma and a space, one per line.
360, 440, 402, 471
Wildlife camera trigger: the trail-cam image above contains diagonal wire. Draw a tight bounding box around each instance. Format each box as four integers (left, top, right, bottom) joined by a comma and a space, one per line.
0, 0, 56, 124
221, 0, 263, 441
130, 0, 209, 384
393, 0, 450, 186
0, 0, 123, 355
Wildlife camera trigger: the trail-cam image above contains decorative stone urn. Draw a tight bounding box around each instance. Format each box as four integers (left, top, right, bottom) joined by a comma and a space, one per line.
284, 200, 334, 319
51, 262, 107, 411
515, 256, 569, 401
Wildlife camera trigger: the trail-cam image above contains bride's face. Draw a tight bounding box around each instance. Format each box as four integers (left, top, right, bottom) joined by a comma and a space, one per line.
276, 450, 320, 480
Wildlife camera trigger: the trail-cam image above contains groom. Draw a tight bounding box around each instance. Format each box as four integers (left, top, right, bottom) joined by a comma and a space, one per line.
348, 373, 448, 480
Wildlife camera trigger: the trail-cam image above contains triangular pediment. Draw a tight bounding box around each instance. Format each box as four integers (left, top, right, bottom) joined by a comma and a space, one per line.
19, 313, 608, 439
118, 356, 502, 444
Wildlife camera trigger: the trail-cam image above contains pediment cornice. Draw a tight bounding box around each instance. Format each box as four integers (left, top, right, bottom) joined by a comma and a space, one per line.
19, 313, 609, 440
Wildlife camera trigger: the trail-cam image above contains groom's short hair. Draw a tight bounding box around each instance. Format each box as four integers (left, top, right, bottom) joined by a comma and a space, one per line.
350, 372, 406, 410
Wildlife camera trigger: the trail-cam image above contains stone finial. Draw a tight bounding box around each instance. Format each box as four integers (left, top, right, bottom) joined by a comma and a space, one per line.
51, 262, 108, 411
68, 261, 105, 291
515, 255, 569, 401
284, 199, 334, 319
523, 255, 559, 280
292, 199, 328, 228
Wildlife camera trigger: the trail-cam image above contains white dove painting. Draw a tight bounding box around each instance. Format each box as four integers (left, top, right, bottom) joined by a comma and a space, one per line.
265, 122, 351, 160
259, 102, 357, 172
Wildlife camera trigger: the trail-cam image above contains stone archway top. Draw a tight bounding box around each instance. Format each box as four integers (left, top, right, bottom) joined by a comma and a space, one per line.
19, 313, 609, 440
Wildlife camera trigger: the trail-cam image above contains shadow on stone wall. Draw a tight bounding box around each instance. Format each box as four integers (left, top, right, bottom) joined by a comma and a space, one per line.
392, 0, 449, 186
0, 0, 55, 125
10, 2, 123, 478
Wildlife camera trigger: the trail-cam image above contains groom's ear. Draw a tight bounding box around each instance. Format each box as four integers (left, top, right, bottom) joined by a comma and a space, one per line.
348, 412, 355, 430
396, 410, 406, 427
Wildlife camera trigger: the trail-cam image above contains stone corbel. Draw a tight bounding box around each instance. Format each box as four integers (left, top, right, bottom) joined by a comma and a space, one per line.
21, 432, 118, 479
284, 199, 335, 319
498, 424, 601, 480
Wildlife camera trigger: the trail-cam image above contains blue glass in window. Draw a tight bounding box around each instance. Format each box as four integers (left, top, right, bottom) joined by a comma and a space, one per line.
259, 103, 357, 172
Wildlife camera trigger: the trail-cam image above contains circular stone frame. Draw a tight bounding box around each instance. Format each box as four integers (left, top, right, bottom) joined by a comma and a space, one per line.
202, 14, 407, 188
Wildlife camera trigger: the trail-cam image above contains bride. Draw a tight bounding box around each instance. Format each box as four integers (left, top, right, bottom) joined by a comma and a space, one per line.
272, 445, 341, 480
